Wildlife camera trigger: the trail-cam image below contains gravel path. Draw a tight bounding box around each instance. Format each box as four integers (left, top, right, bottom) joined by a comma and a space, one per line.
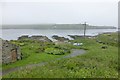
2, 49, 86, 76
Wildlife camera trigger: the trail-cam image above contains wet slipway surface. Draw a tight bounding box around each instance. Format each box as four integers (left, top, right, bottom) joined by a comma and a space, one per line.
2, 49, 86, 76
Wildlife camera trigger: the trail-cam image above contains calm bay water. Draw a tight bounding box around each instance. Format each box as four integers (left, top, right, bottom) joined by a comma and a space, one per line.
1, 29, 118, 40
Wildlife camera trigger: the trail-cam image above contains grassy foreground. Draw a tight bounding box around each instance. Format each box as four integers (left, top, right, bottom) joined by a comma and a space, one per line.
2, 40, 71, 70
2, 32, 118, 78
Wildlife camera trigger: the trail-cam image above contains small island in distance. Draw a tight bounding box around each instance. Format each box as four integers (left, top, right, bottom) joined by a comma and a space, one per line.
2, 24, 116, 29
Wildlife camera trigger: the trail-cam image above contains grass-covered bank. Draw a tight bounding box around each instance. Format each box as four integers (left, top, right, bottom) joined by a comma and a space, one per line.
2, 32, 118, 78
2, 40, 72, 70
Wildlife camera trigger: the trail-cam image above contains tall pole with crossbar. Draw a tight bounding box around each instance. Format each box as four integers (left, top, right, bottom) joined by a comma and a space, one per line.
84, 22, 87, 39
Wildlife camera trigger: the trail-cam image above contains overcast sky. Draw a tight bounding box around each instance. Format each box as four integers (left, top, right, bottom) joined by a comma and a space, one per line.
1, 0, 119, 27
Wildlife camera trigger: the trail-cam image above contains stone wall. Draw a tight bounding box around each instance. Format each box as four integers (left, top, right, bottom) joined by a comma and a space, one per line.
2, 40, 21, 64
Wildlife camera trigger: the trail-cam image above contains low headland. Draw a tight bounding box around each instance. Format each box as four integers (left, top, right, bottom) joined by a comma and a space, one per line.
2, 24, 116, 29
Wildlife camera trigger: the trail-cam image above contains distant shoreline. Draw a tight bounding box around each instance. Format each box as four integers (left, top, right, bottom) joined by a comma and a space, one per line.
2, 28, 117, 30
2, 24, 116, 29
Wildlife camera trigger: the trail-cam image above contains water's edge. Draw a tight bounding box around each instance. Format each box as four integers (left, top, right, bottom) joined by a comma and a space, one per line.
1, 29, 118, 40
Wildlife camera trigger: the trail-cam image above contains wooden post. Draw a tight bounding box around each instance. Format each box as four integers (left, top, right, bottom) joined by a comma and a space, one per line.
84, 22, 87, 39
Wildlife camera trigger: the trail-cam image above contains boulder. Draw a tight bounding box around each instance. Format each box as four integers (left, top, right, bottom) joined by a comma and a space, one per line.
18, 35, 29, 40
30, 35, 52, 42
52, 35, 69, 42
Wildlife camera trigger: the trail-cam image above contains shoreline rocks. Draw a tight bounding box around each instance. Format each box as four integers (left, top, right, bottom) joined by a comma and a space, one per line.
68, 35, 97, 39
52, 35, 69, 42
18, 35, 52, 42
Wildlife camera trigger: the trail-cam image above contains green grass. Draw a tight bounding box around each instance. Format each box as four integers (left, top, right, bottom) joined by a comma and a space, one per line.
3, 42, 118, 78
2, 53, 66, 70
2, 32, 118, 78
2, 40, 70, 70
96, 32, 118, 47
